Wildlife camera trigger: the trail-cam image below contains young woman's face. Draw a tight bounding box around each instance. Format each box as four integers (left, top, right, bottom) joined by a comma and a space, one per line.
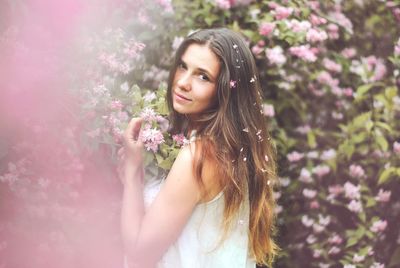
172, 43, 221, 117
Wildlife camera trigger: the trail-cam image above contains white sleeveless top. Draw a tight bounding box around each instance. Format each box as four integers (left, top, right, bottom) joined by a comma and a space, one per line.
140, 178, 257, 268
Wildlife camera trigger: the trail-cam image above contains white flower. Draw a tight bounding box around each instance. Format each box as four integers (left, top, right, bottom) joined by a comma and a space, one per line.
301, 215, 314, 227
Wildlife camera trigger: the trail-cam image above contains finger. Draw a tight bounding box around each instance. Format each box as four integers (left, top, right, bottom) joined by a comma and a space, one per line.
125, 117, 143, 141
117, 147, 124, 157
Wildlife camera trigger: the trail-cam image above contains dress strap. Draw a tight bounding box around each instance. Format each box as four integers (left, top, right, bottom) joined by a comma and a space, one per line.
189, 130, 197, 143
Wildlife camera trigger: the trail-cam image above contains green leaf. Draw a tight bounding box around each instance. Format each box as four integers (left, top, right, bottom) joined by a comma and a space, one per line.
352, 132, 366, 144
307, 131, 317, 148
355, 84, 374, 101
376, 134, 389, 151
375, 121, 393, 133
365, 121, 374, 132
365, 196, 377, 208
385, 86, 398, 100
378, 167, 396, 185
353, 112, 371, 128
158, 157, 173, 170
346, 236, 359, 248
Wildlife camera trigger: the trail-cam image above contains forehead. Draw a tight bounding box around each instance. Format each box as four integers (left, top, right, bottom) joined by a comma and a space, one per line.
181, 43, 220, 75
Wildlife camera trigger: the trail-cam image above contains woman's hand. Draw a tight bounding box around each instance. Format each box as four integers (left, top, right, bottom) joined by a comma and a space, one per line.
117, 117, 144, 186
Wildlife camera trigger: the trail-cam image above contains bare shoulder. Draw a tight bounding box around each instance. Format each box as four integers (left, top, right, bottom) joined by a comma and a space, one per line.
184, 140, 223, 203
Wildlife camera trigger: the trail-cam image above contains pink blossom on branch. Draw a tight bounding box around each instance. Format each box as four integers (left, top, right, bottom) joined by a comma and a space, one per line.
306, 28, 328, 43
287, 151, 304, 162
323, 58, 342, 73
139, 124, 165, 153
258, 22, 275, 36
394, 141, 400, 154
395, 38, 400, 56
272, 6, 294, 20
347, 200, 363, 213
341, 47, 357, 58
344, 181, 361, 200
370, 220, 387, 233
375, 189, 391, 202
312, 165, 330, 177
285, 19, 311, 33
265, 46, 286, 65
349, 164, 366, 179
309, 14, 327, 26
289, 45, 317, 62
262, 103, 275, 117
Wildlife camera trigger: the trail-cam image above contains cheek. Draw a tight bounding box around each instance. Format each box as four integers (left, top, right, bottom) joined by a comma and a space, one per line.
199, 85, 217, 104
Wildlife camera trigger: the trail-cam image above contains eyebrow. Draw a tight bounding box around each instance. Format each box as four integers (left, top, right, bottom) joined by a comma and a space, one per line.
180, 59, 216, 81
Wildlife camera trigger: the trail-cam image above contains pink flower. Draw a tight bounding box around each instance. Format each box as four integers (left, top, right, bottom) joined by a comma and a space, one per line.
343, 87, 354, 97
329, 184, 344, 195
328, 234, 343, 245
328, 246, 340, 255
347, 200, 363, 213
259, 22, 275, 36
313, 249, 322, 258
299, 168, 312, 183
327, 23, 339, 40
371, 59, 387, 81
287, 151, 304, 162
289, 45, 317, 62
307, 1, 320, 11
395, 38, 400, 56
349, 164, 365, 178
286, 19, 311, 33
172, 133, 189, 147
306, 28, 328, 43
110, 100, 123, 110
370, 220, 387, 233
215, 0, 231, 10
251, 45, 263, 56
309, 14, 326, 26
160, 0, 174, 12
344, 182, 361, 200
273, 6, 294, 20
323, 58, 342, 73
341, 47, 357, 58
267, 2, 279, 9
353, 254, 365, 263
310, 200, 320, 209
394, 141, 400, 154
317, 71, 339, 87
139, 126, 165, 152
306, 234, 317, 244
230, 80, 237, 88
140, 107, 158, 122
370, 262, 385, 268
303, 188, 317, 199
296, 124, 311, 134
301, 215, 314, 227
262, 103, 275, 117
265, 46, 286, 65
312, 165, 330, 177
321, 149, 336, 160
313, 223, 325, 233
375, 189, 392, 203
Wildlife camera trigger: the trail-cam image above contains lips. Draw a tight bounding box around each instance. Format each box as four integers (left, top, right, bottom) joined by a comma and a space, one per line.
174, 91, 192, 101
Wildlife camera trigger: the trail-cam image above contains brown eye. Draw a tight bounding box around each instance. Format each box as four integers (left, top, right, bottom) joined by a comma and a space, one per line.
199, 73, 210, 81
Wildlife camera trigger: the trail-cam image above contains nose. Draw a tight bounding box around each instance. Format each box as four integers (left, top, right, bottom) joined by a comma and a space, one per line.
176, 72, 191, 91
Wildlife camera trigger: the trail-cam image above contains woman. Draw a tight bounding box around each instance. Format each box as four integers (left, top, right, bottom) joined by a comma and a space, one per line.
118, 28, 278, 268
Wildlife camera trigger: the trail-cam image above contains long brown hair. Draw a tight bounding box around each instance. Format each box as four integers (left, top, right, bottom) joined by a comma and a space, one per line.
166, 28, 279, 266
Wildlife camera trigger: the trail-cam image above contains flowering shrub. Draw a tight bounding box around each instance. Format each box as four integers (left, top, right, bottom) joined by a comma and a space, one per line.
1, 0, 400, 268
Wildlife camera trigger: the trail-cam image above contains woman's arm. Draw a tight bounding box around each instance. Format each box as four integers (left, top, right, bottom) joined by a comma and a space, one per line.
119, 118, 203, 267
